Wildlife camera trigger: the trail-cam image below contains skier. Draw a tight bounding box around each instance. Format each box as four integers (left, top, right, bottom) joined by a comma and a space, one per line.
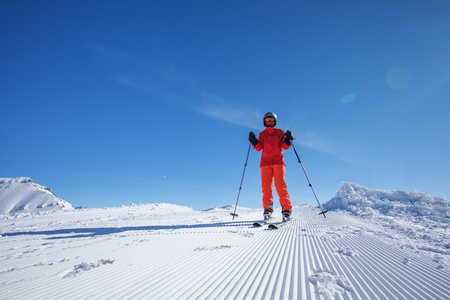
249, 112, 294, 222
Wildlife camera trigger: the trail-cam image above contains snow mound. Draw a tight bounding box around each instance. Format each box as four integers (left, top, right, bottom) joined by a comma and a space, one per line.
309, 269, 353, 299
324, 182, 450, 257
324, 182, 450, 222
0, 177, 73, 215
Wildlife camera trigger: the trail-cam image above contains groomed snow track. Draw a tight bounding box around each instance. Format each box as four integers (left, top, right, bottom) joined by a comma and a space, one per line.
1, 207, 449, 299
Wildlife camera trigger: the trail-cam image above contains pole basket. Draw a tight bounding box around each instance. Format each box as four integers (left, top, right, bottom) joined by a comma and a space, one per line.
319, 210, 328, 217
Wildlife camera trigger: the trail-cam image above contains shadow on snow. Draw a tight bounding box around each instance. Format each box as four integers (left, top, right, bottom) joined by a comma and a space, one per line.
2, 220, 265, 239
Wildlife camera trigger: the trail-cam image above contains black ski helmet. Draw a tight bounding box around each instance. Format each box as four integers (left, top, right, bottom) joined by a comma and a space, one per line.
263, 112, 277, 127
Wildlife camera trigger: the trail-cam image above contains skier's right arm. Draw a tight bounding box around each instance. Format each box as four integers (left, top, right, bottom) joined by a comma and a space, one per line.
252, 132, 264, 151
249, 132, 258, 147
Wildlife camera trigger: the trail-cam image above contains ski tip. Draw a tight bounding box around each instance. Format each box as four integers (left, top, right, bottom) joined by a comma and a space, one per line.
253, 222, 262, 227
268, 224, 278, 230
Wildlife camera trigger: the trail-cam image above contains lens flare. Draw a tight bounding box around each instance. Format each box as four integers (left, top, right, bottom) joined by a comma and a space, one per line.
386, 67, 411, 90
341, 93, 356, 104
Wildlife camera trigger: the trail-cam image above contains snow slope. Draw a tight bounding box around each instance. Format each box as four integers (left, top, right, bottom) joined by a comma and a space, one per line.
0, 177, 73, 214
1, 183, 449, 299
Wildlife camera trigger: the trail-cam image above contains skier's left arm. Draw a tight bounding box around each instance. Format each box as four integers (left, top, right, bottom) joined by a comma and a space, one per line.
282, 130, 294, 150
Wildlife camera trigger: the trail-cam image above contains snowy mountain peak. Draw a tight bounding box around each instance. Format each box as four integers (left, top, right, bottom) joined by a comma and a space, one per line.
0, 177, 73, 215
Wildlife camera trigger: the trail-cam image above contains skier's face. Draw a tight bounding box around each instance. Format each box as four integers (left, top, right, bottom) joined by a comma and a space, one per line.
265, 117, 275, 127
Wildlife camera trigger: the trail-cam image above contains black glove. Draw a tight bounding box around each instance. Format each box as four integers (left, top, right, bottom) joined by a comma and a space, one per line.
284, 130, 294, 146
249, 132, 258, 147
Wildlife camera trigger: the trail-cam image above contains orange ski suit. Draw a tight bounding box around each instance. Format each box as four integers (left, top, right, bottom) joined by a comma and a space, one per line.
254, 127, 292, 212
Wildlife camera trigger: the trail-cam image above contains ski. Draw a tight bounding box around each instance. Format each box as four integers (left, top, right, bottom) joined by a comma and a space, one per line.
252, 214, 275, 227
252, 220, 272, 228
266, 213, 292, 229
252, 218, 291, 229
267, 220, 290, 229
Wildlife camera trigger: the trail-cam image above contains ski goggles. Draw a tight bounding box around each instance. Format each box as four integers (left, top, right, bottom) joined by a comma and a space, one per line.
265, 117, 275, 123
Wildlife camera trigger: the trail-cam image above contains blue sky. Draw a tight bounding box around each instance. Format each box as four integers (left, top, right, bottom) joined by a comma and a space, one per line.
1, 0, 449, 210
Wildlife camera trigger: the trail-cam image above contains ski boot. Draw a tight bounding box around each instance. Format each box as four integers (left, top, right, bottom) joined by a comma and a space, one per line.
263, 209, 273, 221
282, 210, 292, 223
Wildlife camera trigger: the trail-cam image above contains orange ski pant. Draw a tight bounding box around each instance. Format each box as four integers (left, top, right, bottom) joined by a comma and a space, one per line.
261, 164, 292, 212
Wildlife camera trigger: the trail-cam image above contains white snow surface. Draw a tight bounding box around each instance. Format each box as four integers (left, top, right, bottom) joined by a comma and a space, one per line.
324, 183, 450, 259
1, 180, 450, 299
0, 177, 73, 215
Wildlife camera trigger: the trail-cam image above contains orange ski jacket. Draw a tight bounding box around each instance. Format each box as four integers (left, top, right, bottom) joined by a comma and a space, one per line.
254, 127, 290, 167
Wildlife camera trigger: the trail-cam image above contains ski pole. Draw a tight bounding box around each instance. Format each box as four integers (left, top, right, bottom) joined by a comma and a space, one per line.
291, 143, 328, 218
230, 143, 251, 219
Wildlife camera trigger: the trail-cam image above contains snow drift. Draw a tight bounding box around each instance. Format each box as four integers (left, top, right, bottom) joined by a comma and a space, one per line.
324, 182, 450, 256
0, 177, 73, 214
324, 182, 450, 221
